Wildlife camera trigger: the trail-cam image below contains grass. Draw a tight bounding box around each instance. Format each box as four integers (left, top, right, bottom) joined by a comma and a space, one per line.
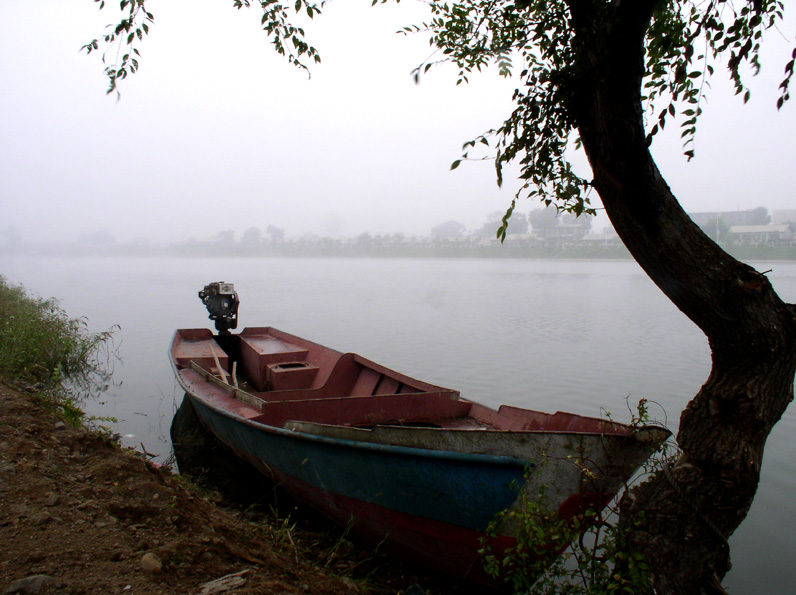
0, 275, 117, 423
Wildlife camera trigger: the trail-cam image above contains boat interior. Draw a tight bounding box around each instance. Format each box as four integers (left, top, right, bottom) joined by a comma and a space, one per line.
171, 327, 636, 436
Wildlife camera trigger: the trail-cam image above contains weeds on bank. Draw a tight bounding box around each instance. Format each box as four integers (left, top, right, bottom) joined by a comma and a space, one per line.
0, 275, 118, 423
480, 399, 677, 594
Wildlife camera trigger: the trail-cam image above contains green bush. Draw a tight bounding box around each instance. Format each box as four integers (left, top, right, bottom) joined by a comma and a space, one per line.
0, 275, 117, 421
480, 400, 675, 594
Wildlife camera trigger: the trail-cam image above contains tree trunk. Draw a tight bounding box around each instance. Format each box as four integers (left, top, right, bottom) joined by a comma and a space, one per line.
566, 2, 796, 592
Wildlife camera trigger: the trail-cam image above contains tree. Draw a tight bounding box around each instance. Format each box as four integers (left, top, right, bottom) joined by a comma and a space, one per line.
241, 226, 263, 244
475, 210, 529, 237
529, 207, 591, 242
266, 225, 285, 243
215, 229, 235, 244
431, 219, 467, 239
86, 1, 796, 592
747, 206, 773, 226
528, 206, 560, 234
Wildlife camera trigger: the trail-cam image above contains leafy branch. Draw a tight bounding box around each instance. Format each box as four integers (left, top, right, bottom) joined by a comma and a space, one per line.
82, 0, 325, 97
81, 0, 792, 230
644, 0, 788, 158
81, 0, 155, 98
235, 0, 323, 72
420, 0, 594, 231
411, 0, 790, 230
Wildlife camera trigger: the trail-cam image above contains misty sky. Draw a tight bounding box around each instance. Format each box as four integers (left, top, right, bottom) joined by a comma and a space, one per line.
1, 0, 795, 244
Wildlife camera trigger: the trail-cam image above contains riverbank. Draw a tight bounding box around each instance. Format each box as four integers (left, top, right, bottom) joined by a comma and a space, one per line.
0, 379, 461, 595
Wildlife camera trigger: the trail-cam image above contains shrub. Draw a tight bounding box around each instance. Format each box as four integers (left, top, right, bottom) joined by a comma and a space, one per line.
0, 275, 117, 422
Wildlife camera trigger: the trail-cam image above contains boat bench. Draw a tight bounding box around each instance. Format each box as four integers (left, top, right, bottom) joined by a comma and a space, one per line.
249, 391, 472, 429
173, 332, 229, 377
239, 335, 318, 392
251, 353, 426, 402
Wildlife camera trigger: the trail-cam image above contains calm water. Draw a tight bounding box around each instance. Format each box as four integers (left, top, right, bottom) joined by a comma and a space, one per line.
2, 255, 794, 592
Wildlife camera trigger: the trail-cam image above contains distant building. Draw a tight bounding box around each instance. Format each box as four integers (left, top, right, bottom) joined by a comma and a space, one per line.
581, 228, 622, 246
690, 207, 770, 228
773, 210, 796, 225
533, 223, 591, 243
727, 224, 794, 245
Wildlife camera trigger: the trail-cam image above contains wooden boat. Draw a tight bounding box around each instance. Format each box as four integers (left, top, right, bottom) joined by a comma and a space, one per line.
169, 321, 669, 587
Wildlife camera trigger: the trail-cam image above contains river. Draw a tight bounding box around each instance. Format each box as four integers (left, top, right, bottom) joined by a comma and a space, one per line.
1, 255, 794, 592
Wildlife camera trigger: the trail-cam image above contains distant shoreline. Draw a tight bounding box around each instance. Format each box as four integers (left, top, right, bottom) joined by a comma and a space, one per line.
3, 242, 796, 262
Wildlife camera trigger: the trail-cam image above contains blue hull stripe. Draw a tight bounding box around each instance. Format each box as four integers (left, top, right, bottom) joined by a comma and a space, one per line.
190, 397, 528, 531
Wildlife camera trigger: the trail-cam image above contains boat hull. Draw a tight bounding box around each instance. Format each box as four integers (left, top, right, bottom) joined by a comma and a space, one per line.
169, 327, 669, 587
185, 394, 526, 584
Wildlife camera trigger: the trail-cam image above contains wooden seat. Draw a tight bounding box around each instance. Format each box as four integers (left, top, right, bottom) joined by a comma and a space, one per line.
239, 335, 310, 391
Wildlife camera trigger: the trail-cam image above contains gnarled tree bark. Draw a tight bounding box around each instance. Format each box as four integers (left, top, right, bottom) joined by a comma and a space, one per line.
565, 1, 796, 592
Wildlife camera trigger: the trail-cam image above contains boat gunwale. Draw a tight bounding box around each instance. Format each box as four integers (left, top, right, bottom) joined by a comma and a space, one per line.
176, 352, 663, 433
172, 359, 537, 467
169, 329, 670, 462
183, 385, 536, 468
173, 362, 667, 472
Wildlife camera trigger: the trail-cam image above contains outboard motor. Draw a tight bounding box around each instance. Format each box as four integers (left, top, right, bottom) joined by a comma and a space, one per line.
198, 282, 239, 334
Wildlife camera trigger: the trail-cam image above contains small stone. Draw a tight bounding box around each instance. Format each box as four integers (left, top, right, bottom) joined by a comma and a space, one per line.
3, 574, 56, 594
140, 552, 162, 573
10, 503, 28, 517
54, 421, 66, 430
198, 551, 213, 563
26, 551, 46, 563
29, 511, 51, 526
44, 493, 59, 507
109, 550, 125, 562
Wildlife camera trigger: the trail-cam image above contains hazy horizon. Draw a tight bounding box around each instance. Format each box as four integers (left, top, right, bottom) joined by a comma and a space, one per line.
2, 1, 795, 245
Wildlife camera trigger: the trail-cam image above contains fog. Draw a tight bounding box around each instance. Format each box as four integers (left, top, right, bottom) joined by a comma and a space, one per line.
1, 0, 795, 245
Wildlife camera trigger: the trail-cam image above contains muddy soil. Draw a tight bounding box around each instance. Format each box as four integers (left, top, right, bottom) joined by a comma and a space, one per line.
0, 380, 470, 595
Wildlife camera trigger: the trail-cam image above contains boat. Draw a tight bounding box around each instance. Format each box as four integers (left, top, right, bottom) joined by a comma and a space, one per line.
170, 282, 669, 587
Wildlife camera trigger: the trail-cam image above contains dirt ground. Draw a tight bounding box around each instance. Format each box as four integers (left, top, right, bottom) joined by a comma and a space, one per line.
0, 380, 469, 595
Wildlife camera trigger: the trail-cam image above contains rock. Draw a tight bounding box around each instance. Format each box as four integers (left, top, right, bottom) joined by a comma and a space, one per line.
44, 493, 59, 507
198, 551, 214, 563
53, 422, 66, 430
29, 511, 51, 526
10, 503, 28, 518
109, 550, 125, 562
140, 552, 162, 573
25, 551, 46, 564
3, 574, 56, 594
